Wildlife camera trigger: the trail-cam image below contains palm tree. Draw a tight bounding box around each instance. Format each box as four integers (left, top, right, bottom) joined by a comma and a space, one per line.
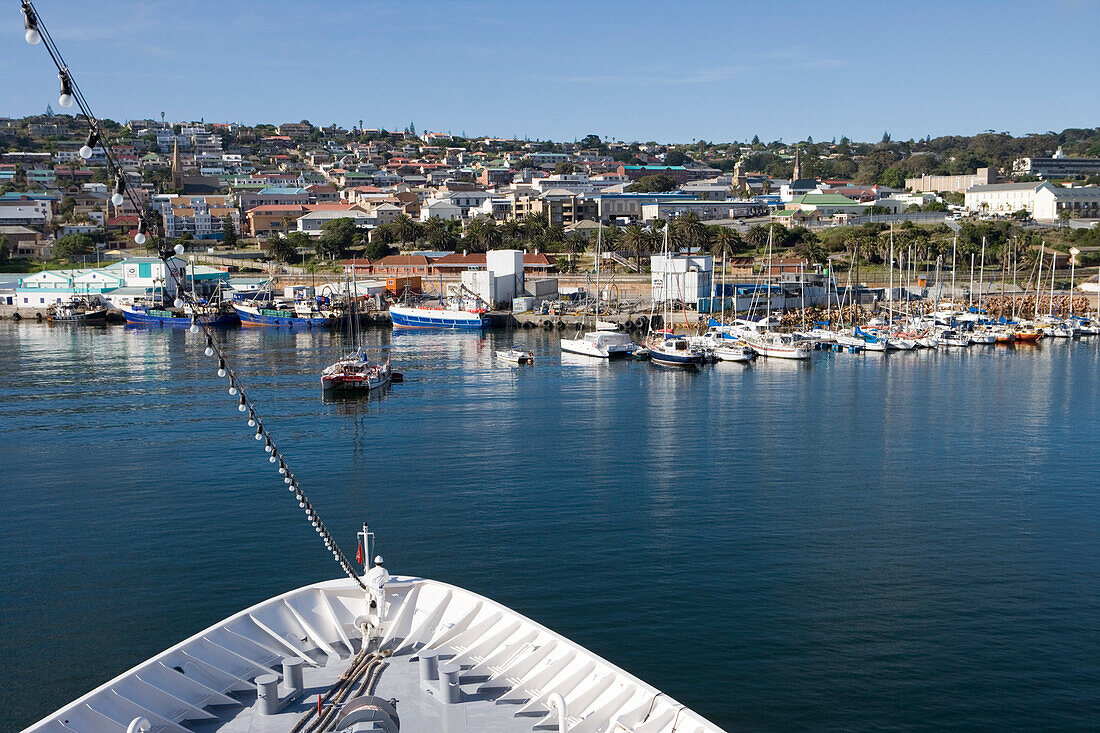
391, 213, 420, 248
600, 223, 621, 250
800, 239, 827, 266
711, 227, 741, 273
562, 232, 587, 271
621, 224, 650, 269
745, 224, 770, 251
500, 220, 523, 246
463, 217, 502, 253
670, 211, 708, 252
422, 215, 456, 250
538, 223, 566, 252
521, 212, 548, 241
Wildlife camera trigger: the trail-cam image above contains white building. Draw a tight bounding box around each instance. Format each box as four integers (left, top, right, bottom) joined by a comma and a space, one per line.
531, 174, 595, 195
460, 249, 525, 307
650, 253, 713, 306
163, 196, 240, 239
296, 209, 374, 236
965, 181, 1100, 220
420, 199, 463, 222
14, 257, 188, 308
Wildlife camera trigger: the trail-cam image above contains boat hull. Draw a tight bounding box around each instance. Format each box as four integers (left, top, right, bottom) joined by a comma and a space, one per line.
47, 309, 108, 323
559, 339, 630, 359
121, 306, 238, 327
389, 304, 488, 330
234, 303, 339, 328
321, 374, 391, 392
649, 350, 703, 366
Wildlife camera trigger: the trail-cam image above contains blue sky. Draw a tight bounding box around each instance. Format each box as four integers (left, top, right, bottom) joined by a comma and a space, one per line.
6, 0, 1100, 143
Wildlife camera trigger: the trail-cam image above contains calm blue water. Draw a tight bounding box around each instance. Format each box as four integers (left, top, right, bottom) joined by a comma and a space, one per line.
2, 322, 1099, 732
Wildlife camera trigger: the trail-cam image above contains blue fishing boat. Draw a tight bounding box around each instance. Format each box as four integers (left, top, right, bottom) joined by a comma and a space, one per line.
120, 304, 238, 327
233, 299, 344, 328
389, 290, 489, 330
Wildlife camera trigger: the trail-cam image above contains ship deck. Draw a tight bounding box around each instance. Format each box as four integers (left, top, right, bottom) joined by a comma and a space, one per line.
195, 641, 550, 732
25, 576, 722, 733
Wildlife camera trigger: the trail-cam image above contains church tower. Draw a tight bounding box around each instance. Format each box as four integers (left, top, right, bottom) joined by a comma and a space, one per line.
792, 149, 802, 181
171, 139, 183, 190
733, 157, 747, 192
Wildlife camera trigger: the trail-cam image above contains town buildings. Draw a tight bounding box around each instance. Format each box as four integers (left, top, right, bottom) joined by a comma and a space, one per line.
964, 181, 1100, 220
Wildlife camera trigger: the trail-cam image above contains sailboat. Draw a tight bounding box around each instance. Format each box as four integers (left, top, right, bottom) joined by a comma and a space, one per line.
736, 225, 813, 360
560, 225, 639, 358
321, 279, 392, 394
645, 228, 705, 367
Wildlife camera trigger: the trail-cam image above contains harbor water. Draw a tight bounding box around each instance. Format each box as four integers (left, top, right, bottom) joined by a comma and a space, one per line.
2, 321, 1098, 731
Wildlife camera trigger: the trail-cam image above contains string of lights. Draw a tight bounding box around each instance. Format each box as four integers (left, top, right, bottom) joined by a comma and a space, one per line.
20, 0, 366, 591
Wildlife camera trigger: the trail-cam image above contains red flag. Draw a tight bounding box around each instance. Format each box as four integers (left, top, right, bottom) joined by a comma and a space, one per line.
317, 694, 323, 715
355, 539, 364, 565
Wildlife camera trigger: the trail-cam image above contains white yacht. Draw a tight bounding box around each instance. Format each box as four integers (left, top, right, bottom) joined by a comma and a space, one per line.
560, 329, 637, 358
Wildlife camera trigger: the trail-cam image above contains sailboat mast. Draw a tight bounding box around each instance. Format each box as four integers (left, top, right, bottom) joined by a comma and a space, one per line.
594, 224, 601, 327
978, 236, 986, 315
1035, 241, 1045, 319
765, 224, 773, 325
969, 253, 975, 310
951, 234, 957, 302
888, 224, 894, 322
1049, 251, 1056, 317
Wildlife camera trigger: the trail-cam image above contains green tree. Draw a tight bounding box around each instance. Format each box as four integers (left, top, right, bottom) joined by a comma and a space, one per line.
0, 235, 10, 263
53, 233, 94, 260
562, 232, 587, 270
364, 236, 395, 260
391, 213, 421, 247
626, 174, 678, 193
670, 211, 709, 251
621, 224, 652, 268
881, 167, 906, 188
221, 215, 238, 249
664, 150, 687, 166
422, 216, 457, 250
264, 233, 298, 264
463, 217, 502, 253
745, 224, 770, 250
316, 217, 358, 259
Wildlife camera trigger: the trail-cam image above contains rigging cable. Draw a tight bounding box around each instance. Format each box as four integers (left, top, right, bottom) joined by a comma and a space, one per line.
20, 0, 365, 591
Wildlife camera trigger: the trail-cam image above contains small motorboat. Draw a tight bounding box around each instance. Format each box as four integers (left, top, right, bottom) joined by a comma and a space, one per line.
714, 343, 755, 362
497, 346, 534, 364
939, 329, 971, 347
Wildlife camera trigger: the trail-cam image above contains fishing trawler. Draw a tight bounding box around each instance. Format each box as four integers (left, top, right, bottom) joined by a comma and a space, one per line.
234, 297, 345, 328
17, 5, 726, 732
121, 300, 238, 327
46, 297, 108, 323
388, 287, 489, 330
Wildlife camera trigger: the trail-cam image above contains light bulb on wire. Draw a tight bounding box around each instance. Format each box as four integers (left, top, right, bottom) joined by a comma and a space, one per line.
111, 178, 125, 205
58, 71, 73, 108
23, 3, 40, 45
